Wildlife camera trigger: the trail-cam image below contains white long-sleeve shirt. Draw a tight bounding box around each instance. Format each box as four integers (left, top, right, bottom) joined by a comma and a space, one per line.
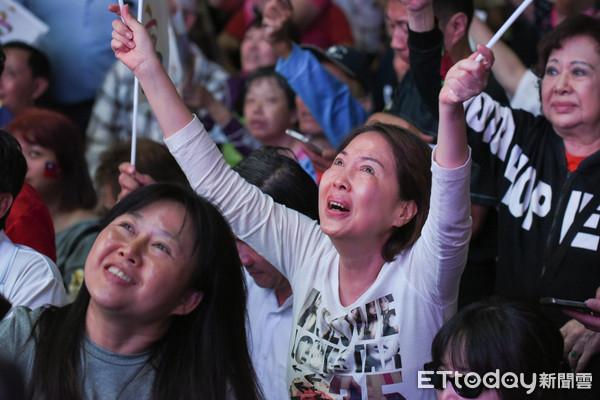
165, 116, 472, 399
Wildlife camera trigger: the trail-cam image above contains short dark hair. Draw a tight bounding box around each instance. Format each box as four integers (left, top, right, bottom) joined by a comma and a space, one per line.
338, 122, 432, 262
433, 0, 474, 27
94, 138, 189, 212
30, 183, 262, 400
0, 130, 26, 229
536, 14, 600, 77
431, 298, 567, 400
3, 41, 51, 80
233, 146, 319, 221
5, 108, 97, 212
242, 66, 297, 111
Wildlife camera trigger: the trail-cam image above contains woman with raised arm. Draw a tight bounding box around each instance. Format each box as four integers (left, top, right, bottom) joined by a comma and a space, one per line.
110, 2, 486, 398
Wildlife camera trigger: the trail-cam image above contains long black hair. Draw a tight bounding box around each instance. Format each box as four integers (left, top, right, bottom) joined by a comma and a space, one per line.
29, 183, 262, 400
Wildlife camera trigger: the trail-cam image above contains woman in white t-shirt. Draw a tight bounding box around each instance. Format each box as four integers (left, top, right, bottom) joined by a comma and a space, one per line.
110, 2, 495, 397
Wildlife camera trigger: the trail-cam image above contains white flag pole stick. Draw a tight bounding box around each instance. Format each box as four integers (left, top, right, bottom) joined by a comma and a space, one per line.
130, 0, 144, 167
475, 0, 533, 62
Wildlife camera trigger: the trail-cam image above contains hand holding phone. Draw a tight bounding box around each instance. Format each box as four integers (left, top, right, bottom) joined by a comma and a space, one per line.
540, 297, 597, 316
285, 129, 325, 156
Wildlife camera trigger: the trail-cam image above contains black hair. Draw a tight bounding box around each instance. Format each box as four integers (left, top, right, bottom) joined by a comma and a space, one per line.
29, 183, 262, 400
0, 130, 26, 230
431, 298, 567, 400
3, 41, 51, 80
233, 146, 319, 221
240, 66, 297, 112
536, 14, 600, 78
94, 138, 189, 213
337, 122, 432, 262
433, 0, 474, 27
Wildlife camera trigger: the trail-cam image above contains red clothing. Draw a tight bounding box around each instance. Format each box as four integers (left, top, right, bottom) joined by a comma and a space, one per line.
566, 151, 587, 172
5, 182, 57, 262
223, 0, 353, 49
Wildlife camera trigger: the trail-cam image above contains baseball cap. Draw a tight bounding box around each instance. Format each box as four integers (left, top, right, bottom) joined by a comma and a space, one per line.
302, 44, 371, 93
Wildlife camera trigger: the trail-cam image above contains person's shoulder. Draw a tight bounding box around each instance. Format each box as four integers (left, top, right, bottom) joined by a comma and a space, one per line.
1, 305, 45, 332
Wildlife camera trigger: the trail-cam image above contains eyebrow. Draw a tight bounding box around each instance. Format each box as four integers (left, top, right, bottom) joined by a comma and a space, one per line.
339, 151, 386, 169
129, 211, 183, 249
547, 58, 595, 70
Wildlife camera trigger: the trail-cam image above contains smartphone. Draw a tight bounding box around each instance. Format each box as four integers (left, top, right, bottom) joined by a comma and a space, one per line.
540, 297, 597, 315
285, 129, 325, 156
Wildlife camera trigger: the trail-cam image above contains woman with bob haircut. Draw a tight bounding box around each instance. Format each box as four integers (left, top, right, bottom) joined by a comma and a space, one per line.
426, 298, 567, 400
0, 182, 263, 400
110, 1, 485, 397
6, 108, 99, 294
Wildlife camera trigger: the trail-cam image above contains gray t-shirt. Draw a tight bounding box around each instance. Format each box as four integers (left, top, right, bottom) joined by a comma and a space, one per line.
0, 306, 155, 399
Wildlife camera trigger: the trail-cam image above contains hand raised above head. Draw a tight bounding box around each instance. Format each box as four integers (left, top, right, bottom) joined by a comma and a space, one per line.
262, 0, 293, 45
399, 0, 432, 12
440, 45, 494, 106
108, 3, 160, 76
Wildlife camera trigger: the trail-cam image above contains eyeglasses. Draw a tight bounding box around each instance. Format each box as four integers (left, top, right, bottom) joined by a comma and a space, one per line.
423, 362, 485, 399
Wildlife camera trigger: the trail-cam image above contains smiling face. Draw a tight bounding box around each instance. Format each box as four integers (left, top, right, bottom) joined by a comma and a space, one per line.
541, 35, 600, 138
244, 77, 297, 145
318, 132, 412, 248
85, 199, 201, 324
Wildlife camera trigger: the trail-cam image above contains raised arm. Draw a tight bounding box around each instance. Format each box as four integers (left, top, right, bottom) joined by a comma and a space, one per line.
436, 46, 493, 168
402, 0, 435, 32
109, 4, 192, 137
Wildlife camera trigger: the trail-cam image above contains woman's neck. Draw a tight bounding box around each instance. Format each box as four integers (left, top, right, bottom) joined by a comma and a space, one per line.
85, 304, 168, 354
560, 128, 600, 158
335, 239, 387, 307
261, 133, 301, 152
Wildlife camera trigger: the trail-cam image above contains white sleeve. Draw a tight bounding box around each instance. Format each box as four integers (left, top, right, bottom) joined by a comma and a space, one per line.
164, 116, 332, 282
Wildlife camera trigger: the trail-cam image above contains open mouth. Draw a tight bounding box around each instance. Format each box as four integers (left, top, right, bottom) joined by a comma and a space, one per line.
329, 201, 349, 212
107, 266, 134, 284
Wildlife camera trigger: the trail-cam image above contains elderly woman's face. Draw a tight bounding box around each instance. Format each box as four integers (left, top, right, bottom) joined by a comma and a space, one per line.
541, 35, 600, 136
85, 199, 201, 322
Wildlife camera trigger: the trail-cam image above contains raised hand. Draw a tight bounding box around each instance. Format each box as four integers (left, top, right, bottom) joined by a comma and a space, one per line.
262, 0, 294, 58
117, 162, 156, 202
440, 45, 494, 106
109, 4, 159, 77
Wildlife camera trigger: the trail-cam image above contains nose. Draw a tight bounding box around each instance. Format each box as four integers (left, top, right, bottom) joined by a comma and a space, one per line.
333, 172, 349, 191
119, 239, 142, 265
236, 241, 253, 267
391, 23, 408, 51
554, 71, 571, 94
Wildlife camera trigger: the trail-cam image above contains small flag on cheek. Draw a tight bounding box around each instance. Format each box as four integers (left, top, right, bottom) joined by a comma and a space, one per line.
44, 161, 60, 178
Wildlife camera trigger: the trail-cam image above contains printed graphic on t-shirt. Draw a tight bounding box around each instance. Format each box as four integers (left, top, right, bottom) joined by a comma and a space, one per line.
290, 289, 406, 400
466, 96, 600, 253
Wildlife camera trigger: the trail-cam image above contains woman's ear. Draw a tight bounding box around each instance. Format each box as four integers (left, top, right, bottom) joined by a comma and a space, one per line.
392, 199, 417, 228
173, 290, 203, 316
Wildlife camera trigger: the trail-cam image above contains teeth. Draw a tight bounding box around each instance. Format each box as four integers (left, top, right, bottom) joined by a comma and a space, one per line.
329, 201, 349, 211
108, 266, 134, 284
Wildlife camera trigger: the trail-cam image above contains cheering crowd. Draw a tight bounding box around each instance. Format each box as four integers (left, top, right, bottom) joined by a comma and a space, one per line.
1, 0, 600, 399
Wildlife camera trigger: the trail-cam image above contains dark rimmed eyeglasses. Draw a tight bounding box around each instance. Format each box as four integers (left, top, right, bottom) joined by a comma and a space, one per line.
423, 362, 485, 398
